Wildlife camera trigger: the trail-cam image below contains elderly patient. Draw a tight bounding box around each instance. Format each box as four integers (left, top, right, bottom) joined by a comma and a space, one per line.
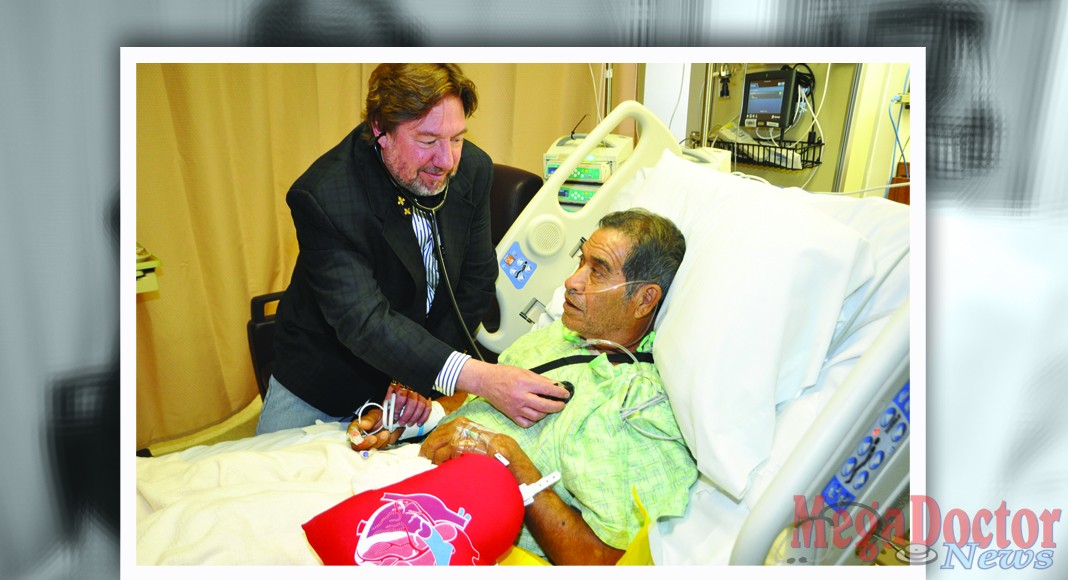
351, 208, 697, 565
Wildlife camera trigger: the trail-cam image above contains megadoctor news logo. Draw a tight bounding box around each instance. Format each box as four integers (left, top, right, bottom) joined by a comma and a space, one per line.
792, 495, 1061, 569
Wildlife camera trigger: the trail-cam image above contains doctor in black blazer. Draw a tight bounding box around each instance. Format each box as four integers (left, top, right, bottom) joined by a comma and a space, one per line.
257, 64, 567, 437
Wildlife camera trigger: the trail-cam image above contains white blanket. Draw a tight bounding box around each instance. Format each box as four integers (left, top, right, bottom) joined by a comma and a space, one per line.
136, 422, 433, 565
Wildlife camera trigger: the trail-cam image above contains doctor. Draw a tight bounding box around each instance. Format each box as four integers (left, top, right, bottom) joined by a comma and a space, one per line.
257, 63, 567, 436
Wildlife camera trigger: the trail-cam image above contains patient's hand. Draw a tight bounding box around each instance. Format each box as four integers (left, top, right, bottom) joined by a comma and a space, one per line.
347, 383, 432, 452
419, 418, 540, 483
418, 417, 499, 463
347, 408, 399, 451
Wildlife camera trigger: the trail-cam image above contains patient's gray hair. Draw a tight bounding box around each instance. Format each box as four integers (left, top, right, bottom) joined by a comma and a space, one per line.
598, 208, 686, 299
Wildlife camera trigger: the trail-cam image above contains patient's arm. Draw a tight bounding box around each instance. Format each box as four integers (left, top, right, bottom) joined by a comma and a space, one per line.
419, 418, 625, 565
507, 445, 625, 565
436, 391, 469, 415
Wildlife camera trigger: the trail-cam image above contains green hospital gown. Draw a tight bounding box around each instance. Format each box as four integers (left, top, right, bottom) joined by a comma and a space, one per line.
445, 320, 698, 558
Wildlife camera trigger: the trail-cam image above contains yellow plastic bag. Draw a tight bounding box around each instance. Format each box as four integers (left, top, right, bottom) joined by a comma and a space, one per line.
616, 488, 655, 565
497, 545, 551, 566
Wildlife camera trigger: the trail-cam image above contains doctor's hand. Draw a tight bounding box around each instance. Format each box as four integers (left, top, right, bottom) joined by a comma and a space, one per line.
455, 360, 568, 428
384, 381, 432, 428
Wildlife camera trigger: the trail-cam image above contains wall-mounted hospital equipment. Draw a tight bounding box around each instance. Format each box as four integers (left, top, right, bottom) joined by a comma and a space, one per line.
677, 63, 910, 196
678, 146, 732, 172
710, 65, 822, 171
741, 67, 810, 136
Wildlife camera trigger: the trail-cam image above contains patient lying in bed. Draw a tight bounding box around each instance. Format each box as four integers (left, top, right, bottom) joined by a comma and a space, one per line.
351, 209, 697, 565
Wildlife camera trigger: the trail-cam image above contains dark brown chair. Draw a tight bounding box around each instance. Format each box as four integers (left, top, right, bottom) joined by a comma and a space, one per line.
489, 163, 543, 246
246, 291, 285, 400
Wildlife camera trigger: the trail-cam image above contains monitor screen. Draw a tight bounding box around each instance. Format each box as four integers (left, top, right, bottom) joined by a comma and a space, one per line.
741, 69, 798, 130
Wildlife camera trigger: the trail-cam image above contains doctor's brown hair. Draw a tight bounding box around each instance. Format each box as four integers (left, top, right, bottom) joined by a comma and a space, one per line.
363, 63, 479, 144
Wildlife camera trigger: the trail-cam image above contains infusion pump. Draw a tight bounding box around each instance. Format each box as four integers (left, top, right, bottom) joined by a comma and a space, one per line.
543, 133, 634, 184
544, 133, 731, 210
544, 133, 633, 210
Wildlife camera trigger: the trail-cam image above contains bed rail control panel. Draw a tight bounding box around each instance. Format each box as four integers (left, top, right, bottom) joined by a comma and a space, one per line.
821, 381, 910, 511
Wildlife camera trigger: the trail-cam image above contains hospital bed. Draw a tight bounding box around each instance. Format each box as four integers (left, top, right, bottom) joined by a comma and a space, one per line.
135, 101, 911, 566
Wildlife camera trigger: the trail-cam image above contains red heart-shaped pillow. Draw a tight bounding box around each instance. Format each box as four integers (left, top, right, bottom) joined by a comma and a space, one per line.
303, 453, 524, 566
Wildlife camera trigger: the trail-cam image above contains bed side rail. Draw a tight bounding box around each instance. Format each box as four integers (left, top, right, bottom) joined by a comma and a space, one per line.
730, 298, 911, 565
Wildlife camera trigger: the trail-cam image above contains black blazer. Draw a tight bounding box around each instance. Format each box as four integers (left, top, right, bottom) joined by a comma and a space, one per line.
272, 123, 497, 416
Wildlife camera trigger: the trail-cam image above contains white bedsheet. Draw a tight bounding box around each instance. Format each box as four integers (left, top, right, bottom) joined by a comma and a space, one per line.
136, 422, 432, 565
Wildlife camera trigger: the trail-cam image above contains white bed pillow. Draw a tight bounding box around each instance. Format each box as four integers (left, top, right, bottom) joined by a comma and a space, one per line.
611, 151, 875, 499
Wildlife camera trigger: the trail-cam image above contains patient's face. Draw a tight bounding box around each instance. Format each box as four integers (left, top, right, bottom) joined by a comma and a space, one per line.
377, 95, 466, 197
562, 228, 637, 343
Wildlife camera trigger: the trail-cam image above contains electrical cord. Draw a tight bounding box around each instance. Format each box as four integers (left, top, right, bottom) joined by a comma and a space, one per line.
801, 85, 825, 143
801, 64, 831, 138
578, 337, 682, 442
755, 127, 780, 145
792, 63, 816, 97
800, 164, 821, 190
759, 64, 813, 138
668, 63, 686, 133
811, 181, 910, 196
887, 98, 910, 179
887, 68, 911, 188
722, 63, 748, 174
731, 171, 771, 185
721, 62, 749, 140
587, 63, 602, 124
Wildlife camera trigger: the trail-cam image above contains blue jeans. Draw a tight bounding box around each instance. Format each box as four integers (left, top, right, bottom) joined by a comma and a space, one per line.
255, 375, 348, 435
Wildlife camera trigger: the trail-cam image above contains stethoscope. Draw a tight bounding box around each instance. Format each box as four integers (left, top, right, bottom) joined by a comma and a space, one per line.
374, 134, 485, 362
